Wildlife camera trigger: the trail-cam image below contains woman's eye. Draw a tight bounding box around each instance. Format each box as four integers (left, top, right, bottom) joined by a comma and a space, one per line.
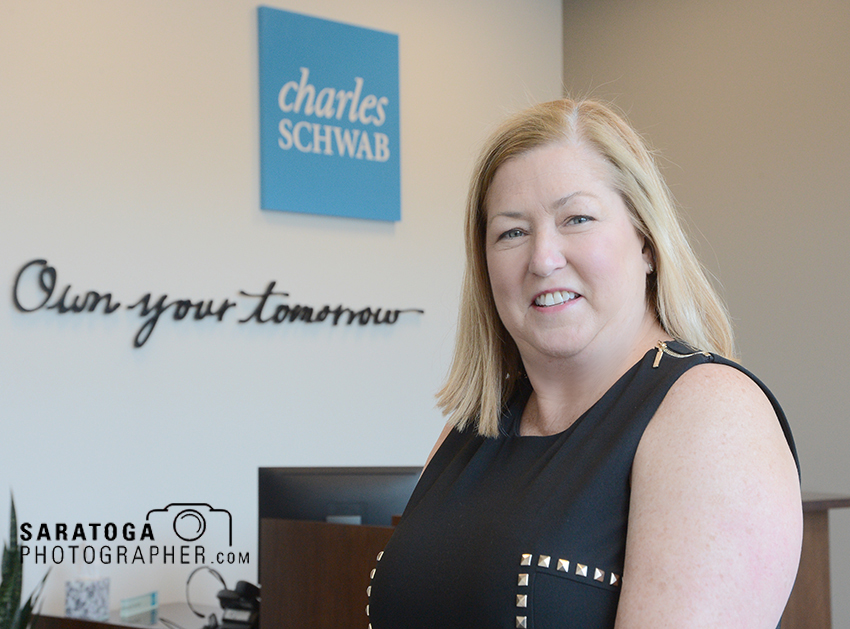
499, 228, 525, 240
566, 215, 591, 225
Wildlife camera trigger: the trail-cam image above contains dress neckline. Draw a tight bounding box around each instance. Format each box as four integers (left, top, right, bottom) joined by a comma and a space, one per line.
504, 340, 696, 439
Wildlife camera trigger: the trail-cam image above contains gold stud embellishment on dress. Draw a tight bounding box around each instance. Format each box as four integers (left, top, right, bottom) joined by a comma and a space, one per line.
518, 573, 529, 586
376, 551, 383, 561
538, 555, 550, 568
576, 563, 588, 577
556, 558, 569, 572
520, 553, 532, 566
516, 616, 527, 628
516, 594, 527, 608
365, 604, 370, 616
594, 568, 605, 582
367, 586, 371, 596
609, 573, 621, 587
370, 568, 376, 579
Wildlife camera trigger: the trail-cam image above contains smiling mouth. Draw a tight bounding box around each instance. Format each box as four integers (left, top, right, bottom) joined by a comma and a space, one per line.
534, 290, 579, 307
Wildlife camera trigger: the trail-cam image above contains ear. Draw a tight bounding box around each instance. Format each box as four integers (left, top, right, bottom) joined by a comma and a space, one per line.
641, 238, 655, 275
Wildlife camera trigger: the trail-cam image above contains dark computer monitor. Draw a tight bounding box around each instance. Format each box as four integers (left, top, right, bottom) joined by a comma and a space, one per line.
258, 466, 421, 527
257, 466, 421, 581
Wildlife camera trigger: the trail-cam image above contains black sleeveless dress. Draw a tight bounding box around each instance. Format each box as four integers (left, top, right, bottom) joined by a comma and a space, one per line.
367, 342, 799, 629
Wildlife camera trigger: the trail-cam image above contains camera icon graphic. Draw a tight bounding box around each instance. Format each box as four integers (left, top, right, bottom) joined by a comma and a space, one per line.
145, 504, 233, 546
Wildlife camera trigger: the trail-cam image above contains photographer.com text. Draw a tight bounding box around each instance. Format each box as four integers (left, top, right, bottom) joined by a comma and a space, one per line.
20, 545, 249, 566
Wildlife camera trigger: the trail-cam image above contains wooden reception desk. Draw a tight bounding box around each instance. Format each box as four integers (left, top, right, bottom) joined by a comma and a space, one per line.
259, 518, 394, 629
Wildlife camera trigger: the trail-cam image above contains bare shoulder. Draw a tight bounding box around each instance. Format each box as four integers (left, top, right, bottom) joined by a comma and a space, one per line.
615, 363, 802, 628
641, 362, 793, 463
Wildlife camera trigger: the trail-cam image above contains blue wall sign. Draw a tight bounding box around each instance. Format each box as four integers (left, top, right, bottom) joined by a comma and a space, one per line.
258, 7, 400, 221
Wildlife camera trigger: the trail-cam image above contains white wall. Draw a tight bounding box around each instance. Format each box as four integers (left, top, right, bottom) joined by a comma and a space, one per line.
561, 0, 850, 624
0, 0, 562, 614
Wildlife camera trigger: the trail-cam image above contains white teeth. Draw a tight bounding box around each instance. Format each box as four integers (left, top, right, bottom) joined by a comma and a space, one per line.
534, 291, 576, 307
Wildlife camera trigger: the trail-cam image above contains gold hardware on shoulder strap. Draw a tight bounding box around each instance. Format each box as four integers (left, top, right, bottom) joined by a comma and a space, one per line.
652, 340, 712, 368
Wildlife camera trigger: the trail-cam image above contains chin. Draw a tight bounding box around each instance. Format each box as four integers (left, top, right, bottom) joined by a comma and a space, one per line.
520, 335, 590, 361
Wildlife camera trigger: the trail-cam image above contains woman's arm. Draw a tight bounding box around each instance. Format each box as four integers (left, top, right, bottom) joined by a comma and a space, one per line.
615, 363, 802, 628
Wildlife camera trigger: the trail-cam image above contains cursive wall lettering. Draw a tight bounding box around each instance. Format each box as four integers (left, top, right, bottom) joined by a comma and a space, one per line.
12, 259, 424, 349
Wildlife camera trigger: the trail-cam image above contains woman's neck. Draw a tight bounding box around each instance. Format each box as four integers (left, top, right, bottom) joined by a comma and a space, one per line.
520, 320, 668, 436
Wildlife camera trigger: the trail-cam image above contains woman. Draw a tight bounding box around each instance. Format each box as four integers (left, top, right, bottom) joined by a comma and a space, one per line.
368, 99, 802, 628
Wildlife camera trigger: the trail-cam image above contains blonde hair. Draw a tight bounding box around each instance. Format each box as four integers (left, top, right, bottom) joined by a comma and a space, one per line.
436, 98, 735, 437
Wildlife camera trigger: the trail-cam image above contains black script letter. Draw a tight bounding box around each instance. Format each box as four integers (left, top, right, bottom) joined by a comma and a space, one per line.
172, 299, 193, 321
12, 259, 55, 312
128, 294, 172, 348
84, 291, 121, 314
272, 303, 291, 323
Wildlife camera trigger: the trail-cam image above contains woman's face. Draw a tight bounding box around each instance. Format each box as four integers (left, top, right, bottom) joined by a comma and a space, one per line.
484, 142, 654, 365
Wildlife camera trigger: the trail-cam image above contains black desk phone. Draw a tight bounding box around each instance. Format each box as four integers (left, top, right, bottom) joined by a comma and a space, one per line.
216, 581, 259, 629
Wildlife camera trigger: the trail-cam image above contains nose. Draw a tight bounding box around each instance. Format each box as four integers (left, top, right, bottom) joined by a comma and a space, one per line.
528, 230, 566, 277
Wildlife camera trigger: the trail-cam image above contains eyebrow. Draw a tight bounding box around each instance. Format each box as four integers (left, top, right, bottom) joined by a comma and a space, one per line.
487, 191, 592, 225
552, 190, 585, 209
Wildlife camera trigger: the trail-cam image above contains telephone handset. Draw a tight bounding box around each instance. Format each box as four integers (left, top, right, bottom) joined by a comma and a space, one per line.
216, 581, 260, 629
